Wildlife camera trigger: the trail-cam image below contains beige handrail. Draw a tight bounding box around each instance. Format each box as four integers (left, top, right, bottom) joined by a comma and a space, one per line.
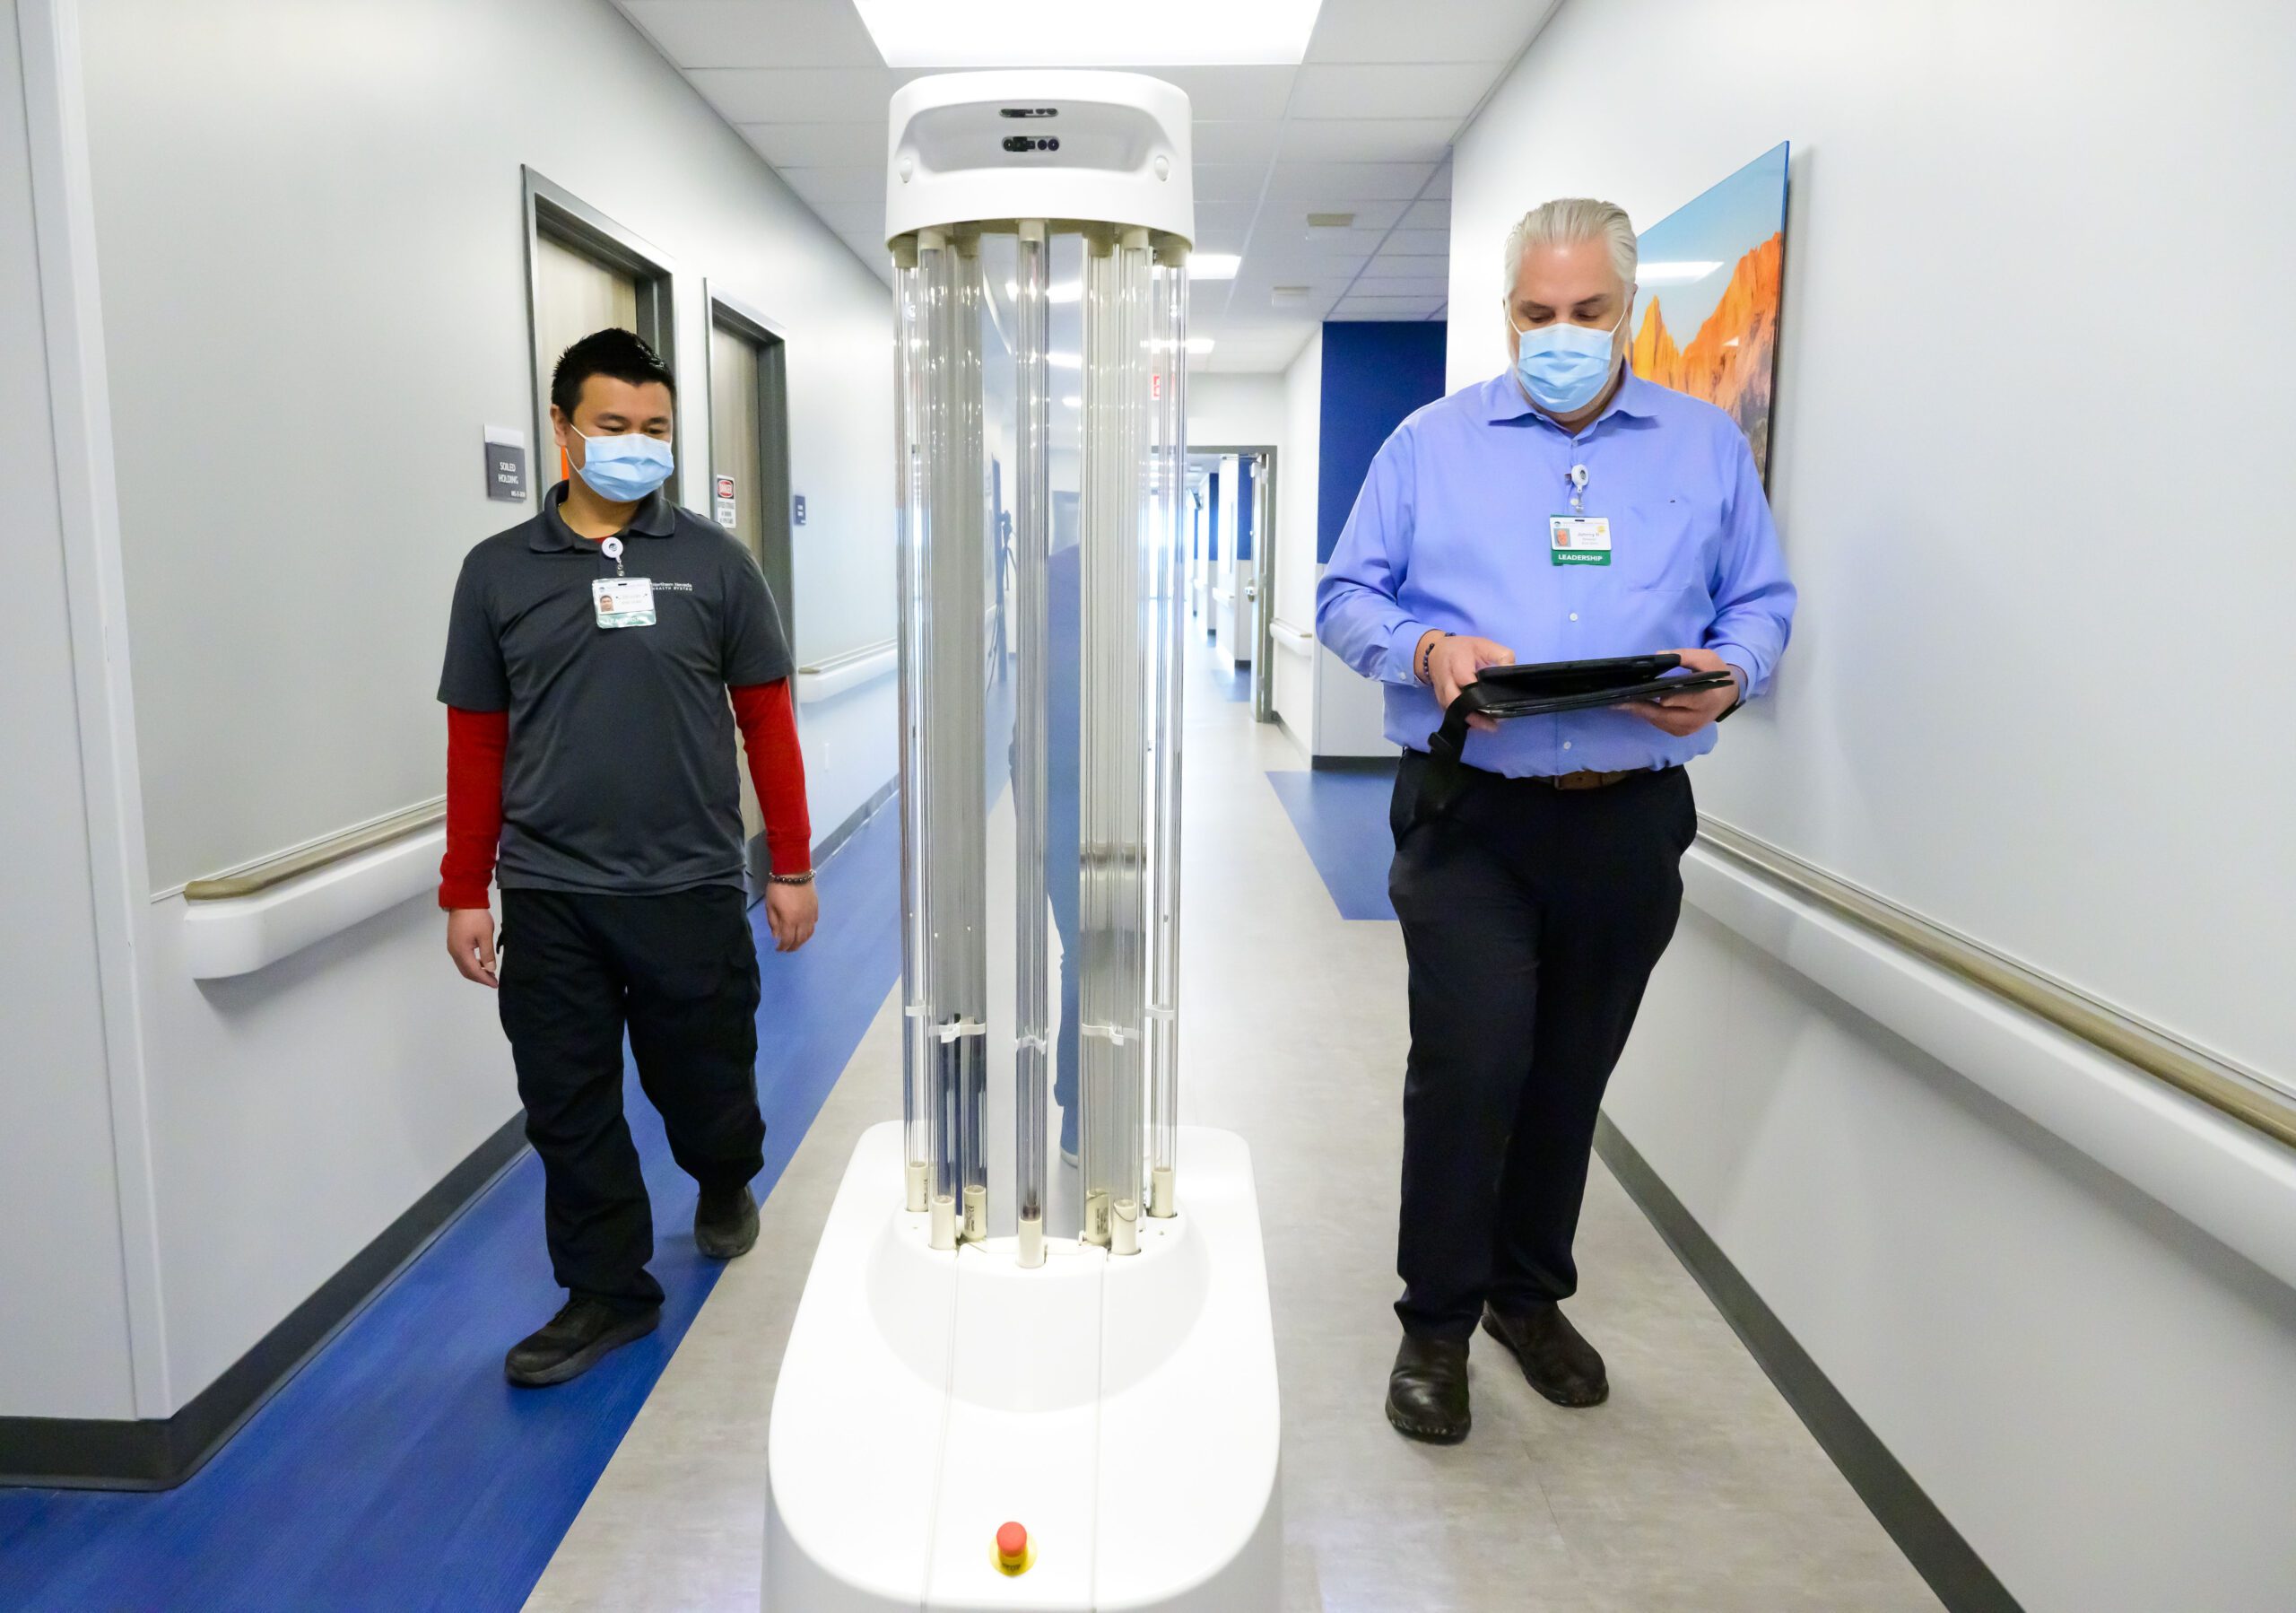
1695, 818, 2296, 1154
183, 798, 446, 902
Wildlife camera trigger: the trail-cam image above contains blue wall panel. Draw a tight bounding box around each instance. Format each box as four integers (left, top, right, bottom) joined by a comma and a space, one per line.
1315, 322, 1450, 563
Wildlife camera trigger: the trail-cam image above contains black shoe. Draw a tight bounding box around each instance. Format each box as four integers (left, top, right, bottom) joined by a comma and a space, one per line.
1385, 1332, 1472, 1443
695, 1184, 760, 1260
1482, 1301, 1608, 1407
504, 1297, 660, 1387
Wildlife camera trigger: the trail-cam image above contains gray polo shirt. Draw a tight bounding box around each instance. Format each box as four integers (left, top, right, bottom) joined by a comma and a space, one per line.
438, 482, 794, 895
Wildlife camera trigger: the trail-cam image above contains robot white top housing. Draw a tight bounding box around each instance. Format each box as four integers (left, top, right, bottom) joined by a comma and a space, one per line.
765, 73, 1282, 1612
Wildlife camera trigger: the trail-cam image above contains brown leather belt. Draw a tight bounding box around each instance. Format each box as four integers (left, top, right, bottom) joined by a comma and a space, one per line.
1531, 768, 1634, 790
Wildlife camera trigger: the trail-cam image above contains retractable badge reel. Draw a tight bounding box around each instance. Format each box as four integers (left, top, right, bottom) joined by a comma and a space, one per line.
592, 534, 657, 627
1550, 464, 1610, 566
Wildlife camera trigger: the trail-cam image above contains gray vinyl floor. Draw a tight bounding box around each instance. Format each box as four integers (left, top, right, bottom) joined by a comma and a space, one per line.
523, 641, 1940, 1613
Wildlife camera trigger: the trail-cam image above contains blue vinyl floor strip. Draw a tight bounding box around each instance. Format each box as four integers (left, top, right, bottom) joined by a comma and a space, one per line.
0, 802, 903, 1613
1265, 765, 1400, 921
1214, 659, 1253, 702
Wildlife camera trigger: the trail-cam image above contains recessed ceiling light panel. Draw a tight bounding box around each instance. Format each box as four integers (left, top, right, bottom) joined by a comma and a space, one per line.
1189, 254, 1241, 280
856, 0, 1325, 68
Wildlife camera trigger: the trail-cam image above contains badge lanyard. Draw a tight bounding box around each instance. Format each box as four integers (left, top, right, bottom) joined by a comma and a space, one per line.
1549, 462, 1610, 567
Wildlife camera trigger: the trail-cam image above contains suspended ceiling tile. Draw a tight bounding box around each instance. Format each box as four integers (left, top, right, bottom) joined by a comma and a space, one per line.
1381, 228, 1451, 256
1191, 120, 1284, 167
1193, 163, 1274, 205
1305, 0, 1560, 65
1278, 118, 1456, 165
1252, 225, 1390, 259
619, 0, 885, 68
1402, 197, 1452, 230
1262, 161, 1438, 200
1287, 63, 1498, 121
777, 164, 884, 204
688, 65, 900, 121
743, 122, 886, 168
1331, 294, 1446, 319
1125, 64, 1297, 121
1351, 271, 1452, 295
1422, 162, 1454, 198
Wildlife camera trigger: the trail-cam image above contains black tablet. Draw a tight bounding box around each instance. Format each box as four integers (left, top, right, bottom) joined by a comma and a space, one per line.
1459, 657, 1735, 721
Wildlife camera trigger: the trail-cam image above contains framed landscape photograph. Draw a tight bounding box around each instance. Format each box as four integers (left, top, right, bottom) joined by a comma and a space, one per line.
1630, 141, 1790, 482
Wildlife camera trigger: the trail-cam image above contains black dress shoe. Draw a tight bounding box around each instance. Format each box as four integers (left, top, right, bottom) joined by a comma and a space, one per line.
695, 1184, 760, 1260
1386, 1333, 1472, 1443
1482, 1301, 1608, 1407
504, 1297, 660, 1387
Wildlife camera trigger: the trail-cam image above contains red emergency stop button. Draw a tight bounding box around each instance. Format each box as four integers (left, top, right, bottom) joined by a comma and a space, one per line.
995, 1521, 1032, 1574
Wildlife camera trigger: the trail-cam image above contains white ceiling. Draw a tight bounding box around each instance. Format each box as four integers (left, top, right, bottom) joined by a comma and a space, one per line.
613, 0, 1560, 372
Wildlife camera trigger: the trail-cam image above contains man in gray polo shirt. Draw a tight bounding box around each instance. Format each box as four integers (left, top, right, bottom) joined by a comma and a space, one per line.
439, 328, 818, 1386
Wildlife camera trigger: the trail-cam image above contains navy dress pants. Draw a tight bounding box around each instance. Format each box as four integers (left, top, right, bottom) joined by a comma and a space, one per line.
1387, 752, 1693, 1342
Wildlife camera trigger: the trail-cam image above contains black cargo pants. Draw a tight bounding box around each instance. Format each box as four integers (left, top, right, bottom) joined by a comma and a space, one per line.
498, 885, 766, 1311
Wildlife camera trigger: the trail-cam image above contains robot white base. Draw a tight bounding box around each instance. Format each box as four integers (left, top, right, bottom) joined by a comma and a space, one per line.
764, 1121, 1282, 1610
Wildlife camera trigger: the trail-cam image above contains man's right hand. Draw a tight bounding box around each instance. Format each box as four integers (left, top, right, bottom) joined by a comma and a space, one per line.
447, 908, 499, 988
1418, 632, 1517, 733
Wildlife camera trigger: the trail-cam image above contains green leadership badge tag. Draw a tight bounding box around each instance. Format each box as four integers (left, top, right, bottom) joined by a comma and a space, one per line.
1549, 516, 1611, 566
592, 576, 657, 628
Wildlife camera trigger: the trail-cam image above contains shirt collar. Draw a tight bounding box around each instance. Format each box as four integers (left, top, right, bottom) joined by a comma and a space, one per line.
1483, 367, 1663, 430
529, 479, 677, 552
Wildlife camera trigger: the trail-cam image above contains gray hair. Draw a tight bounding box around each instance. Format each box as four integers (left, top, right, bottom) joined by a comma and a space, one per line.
1501, 197, 1637, 298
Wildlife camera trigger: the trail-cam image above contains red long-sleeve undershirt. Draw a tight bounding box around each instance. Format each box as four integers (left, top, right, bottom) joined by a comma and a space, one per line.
438, 680, 812, 910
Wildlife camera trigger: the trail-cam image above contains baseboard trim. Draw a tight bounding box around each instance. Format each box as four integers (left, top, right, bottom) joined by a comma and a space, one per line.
744, 775, 897, 902
1593, 1115, 2023, 1613
0, 1113, 530, 1491
1309, 753, 1399, 774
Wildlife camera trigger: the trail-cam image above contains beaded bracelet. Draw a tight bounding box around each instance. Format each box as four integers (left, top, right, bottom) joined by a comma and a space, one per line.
1417, 630, 1453, 685
767, 869, 816, 886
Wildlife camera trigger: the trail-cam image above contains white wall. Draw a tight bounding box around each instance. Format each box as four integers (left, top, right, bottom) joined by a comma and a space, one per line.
1271, 333, 1320, 750
83, 0, 895, 893
1187, 372, 1285, 453
17, 0, 898, 1418
1455, 2, 2296, 1607
0, 0, 137, 1419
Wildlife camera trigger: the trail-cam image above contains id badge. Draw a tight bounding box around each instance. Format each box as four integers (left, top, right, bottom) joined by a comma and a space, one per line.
1549, 516, 1611, 566
593, 577, 656, 628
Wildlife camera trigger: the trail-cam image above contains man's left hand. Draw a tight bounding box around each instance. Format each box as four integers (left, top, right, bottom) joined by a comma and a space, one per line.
765, 881, 819, 952
1618, 647, 1743, 737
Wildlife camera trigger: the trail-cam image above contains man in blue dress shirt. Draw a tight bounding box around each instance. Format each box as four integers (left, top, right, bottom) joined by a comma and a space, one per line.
1318, 196, 1796, 1443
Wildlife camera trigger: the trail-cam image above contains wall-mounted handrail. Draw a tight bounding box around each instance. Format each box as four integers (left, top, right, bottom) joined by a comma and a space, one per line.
1696, 817, 2296, 1153
796, 638, 898, 705
1269, 617, 1314, 656
183, 799, 445, 902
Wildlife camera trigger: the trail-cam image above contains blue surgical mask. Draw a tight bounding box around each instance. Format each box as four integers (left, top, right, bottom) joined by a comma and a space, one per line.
1513, 308, 1627, 415
570, 428, 674, 502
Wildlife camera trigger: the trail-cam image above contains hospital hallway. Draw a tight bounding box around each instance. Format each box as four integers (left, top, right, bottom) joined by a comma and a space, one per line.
10, 2, 2296, 1609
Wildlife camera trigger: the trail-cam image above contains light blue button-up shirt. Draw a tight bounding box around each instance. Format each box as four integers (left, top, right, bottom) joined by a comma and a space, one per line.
1317, 369, 1796, 776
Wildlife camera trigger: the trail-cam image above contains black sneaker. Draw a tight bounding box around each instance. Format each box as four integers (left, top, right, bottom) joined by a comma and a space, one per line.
504, 1297, 660, 1387
695, 1184, 760, 1260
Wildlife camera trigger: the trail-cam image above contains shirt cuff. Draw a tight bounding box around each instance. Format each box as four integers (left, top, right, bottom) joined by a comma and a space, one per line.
1710, 644, 1758, 700
438, 878, 491, 911
1384, 620, 1436, 686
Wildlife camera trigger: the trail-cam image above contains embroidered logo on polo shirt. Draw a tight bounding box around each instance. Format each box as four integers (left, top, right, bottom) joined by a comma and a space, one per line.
653, 582, 695, 592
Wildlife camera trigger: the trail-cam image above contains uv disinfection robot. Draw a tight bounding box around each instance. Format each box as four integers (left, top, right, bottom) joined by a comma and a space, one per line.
761, 74, 1283, 1611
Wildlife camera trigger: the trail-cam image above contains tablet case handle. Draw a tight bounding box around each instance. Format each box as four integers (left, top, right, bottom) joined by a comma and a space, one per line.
1412, 696, 1477, 831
